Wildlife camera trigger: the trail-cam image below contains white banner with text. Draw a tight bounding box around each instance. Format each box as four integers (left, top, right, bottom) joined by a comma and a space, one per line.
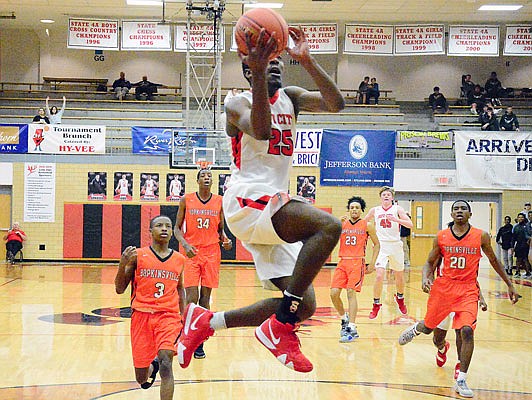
503, 25, 532, 56
28, 124, 106, 154
24, 163, 56, 222
175, 25, 225, 52
67, 18, 119, 50
121, 20, 172, 51
448, 25, 499, 56
344, 24, 394, 55
394, 25, 445, 55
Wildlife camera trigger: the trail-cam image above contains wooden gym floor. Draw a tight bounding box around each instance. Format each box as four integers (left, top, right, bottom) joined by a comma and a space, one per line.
0, 262, 530, 399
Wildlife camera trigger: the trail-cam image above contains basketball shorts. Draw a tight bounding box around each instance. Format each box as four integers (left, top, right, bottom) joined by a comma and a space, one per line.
183, 243, 221, 288
331, 258, 365, 292
223, 182, 305, 288
375, 240, 404, 271
424, 278, 479, 331
130, 310, 182, 368
436, 312, 455, 330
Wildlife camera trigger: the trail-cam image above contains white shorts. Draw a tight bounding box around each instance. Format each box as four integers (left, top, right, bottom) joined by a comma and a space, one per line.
436, 312, 455, 330
223, 182, 304, 288
375, 240, 404, 271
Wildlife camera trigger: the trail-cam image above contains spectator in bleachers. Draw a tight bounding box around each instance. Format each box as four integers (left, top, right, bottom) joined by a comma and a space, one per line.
522, 202, 531, 215
367, 77, 380, 104
500, 106, 520, 131
133, 76, 163, 101
512, 213, 531, 278
112, 72, 132, 101
468, 84, 486, 115
461, 74, 476, 99
32, 107, 50, 124
479, 107, 499, 131
485, 71, 503, 106
45, 96, 66, 124
357, 76, 370, 104
428, 86, 448, 113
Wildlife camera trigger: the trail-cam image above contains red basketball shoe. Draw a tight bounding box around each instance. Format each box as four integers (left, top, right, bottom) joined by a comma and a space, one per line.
436, 341, 450, 367
394, 295, 408, 315
176, 303, 214, 368
255, 315, 313, 373
368, 303, 382, 319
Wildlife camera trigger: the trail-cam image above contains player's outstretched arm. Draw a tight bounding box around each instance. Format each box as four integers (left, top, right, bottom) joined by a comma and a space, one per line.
481, 231, 518, 303
115, 246, 137, 294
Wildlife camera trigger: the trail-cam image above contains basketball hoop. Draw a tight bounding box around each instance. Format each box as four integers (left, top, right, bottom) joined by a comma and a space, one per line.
196, 160, 212, 170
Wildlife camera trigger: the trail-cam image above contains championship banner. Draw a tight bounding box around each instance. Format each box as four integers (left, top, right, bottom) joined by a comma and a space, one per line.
132, 127, 206, 155
298, 24, 338, 54
396, 130, 453, 149
121, 20, 172, 51
320, 130, 396, 187
0, 124, 28, 153
504, 25, 532, 56
67, 18, 119, 50
175, 24, 225, 52
344, 24, 393, 55
27, 124, 105, 154
293, 128, 322, 166
394, 25, 445, 55
448, 25, 499, 56
455, 130, 532, 189
24, 163, 56, 223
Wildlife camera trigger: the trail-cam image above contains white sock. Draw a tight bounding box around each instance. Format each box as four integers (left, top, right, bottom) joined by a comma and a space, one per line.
457, 371, 467, 381
209, 311, 227, 330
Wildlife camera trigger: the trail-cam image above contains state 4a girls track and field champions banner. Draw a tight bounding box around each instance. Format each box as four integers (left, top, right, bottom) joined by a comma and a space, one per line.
320, 130, 396, 186
455, 131, 532, 190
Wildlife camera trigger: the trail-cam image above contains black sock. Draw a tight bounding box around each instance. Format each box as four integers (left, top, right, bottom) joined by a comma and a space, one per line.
374, 298, 381, 305
397, 292, 404, 299
275, 290, 302, 325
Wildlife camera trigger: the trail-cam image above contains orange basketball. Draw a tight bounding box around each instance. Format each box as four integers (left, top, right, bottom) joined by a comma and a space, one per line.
235, 8, 289, 60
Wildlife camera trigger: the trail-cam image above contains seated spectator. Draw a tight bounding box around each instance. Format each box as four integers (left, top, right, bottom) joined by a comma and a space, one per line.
367, 77, 380, 104
45, 96, 66, 124
485, 71, 503, 105
468, 84, 486, 115
357, 76, 370, 104
112, 72, 132, 101
32, 108, 50, 124
461, 74, 476, 99
3, 222, 26, 263
479, 107, 499, 131
428, 86, 448, 113
133, 76, 163, 101
500, 106, 520, 131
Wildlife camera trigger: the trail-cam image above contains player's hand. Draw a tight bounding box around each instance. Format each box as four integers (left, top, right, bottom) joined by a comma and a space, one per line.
508, 285, 519, 304
365, 263, 375, 274
386, 215, 399, 223
184, 244, 197, 258
120, 246, 137, 268
479, 297, 488, 311
286, 26, 311, 63
340, 215, 348, 222
221, 238, 232, 251
239, 28, 278, 73
421, 276, 433, 293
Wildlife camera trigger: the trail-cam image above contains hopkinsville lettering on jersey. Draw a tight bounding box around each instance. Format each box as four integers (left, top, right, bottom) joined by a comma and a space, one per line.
188, 208, 220, 216
138, 268, 180, 281
442, 246, 479, 255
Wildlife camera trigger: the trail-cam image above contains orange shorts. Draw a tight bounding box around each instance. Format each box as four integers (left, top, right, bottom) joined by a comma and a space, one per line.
331, 258, 365, 292
130, 310, 182, 368
424, 277, 479, 331
183, 243, 221, 288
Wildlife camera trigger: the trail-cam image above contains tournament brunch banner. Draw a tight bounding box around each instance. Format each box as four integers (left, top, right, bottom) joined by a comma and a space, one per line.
394, 25, 445, 55
67, 18, 119, 50
396, 130, 453, 149
504, 25, 532, 56
320, 129, 396, 187
0, 124, 28, 153
448, 25, 499, 56
344, 24, 393, 55
455, 130, 532, 190
27, 124, 106, 154
121, 20, 172, 51
175, 25, 225, 52
293, 128, 323, 166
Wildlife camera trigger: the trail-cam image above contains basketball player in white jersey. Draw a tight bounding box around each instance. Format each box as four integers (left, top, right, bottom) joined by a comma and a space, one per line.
143, 175, 157, 197
176, 27, 345, 373
116, 175, 129, 197
364, 186, 413, 318
169, 175, 182, 199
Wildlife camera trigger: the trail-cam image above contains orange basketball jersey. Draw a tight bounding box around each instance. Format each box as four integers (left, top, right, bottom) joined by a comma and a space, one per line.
183, 193, 223, 248
438, 226, 483, 283
131, 247, 185, 313
339, 219, 368, 259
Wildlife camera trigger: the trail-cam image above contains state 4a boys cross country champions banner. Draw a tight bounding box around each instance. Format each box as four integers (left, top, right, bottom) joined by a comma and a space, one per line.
455, 131, 532, 190
320, 130, 396, 186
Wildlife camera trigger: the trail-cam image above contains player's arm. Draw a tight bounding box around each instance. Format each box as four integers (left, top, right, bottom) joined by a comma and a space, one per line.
284, 27, 344, 114
173, 197, 196, 258
478, 286, 488, 311
390, 206, 413, 228
363, 207, 375, 222
481, 231, 518, 303
115, 246, 137, 294
218, 208, 232, 250
177, 268, 186, 315
422, 238, 441, 293
366, 222, 380, 273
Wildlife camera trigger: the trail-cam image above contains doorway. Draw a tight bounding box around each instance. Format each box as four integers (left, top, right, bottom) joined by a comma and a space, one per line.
0, 189, 12, 261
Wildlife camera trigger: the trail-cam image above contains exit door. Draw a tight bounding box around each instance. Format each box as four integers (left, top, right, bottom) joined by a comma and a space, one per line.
0, 193, 12, 261
410, 201, 440, 267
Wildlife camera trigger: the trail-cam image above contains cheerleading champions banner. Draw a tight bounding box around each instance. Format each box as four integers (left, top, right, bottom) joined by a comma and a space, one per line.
455, 131, 532, 190
320, 130, 396, 186
28, 124, 106, 154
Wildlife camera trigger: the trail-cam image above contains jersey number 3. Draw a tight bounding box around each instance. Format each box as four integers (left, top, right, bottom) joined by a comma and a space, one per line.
154, 282, 165, 298
268, 129, 293, 156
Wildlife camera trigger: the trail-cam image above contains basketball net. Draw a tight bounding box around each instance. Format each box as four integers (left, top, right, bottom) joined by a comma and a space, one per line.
196, 160, 212, 170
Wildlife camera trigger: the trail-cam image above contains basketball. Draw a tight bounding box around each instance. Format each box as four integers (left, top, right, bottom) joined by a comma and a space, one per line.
235, 8, 289, 60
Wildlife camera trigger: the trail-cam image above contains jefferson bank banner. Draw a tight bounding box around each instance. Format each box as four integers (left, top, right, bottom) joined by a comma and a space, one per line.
27, 124, 106, 154
320, 129, 396, 186
455, 131, 532, 189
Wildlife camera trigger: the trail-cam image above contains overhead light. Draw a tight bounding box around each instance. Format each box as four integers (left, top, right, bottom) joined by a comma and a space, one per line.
40, 19, 55, 24
244, 2, 284, 8
478, 4, 523, 11
126, 0, 163, 5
